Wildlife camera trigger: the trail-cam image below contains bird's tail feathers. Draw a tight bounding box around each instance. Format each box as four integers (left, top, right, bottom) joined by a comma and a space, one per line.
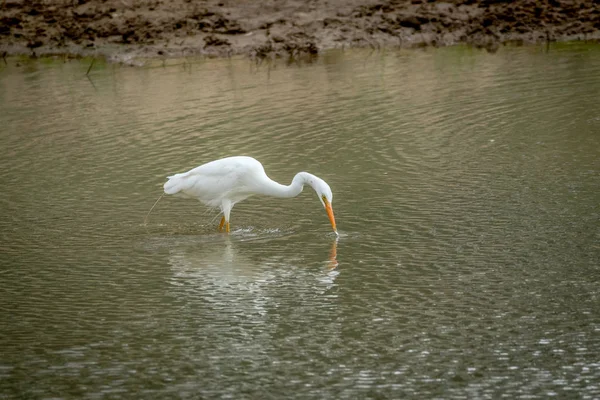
163, 173, 188, 195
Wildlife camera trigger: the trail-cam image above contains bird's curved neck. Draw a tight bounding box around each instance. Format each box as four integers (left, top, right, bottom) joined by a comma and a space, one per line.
259, 172, 314, 198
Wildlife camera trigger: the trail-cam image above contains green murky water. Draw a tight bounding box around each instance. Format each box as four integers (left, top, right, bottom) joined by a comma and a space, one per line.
1, 44, 599, 398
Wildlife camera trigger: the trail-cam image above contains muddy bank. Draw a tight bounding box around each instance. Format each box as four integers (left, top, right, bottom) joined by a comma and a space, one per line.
1, 0, 600, 61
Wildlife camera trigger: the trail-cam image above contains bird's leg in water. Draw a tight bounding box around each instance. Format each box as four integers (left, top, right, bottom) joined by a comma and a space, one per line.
219, 216, 226, 232
221, 200, 232, 234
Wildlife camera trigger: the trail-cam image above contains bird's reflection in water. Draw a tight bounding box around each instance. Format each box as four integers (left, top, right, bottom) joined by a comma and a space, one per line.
166, 234, 341, 303
328, 237, 339, 270
317, 237, 339, 288
162, 235, 341, 362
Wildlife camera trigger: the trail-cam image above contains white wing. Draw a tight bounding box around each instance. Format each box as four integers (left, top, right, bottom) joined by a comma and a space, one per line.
163, 156, 265, 207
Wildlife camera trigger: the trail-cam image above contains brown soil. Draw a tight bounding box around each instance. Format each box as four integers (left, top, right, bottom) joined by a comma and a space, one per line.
1, 0, 600, 62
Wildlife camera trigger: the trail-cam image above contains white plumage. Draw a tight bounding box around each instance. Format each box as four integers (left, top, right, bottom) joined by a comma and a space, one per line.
163, 156, 337, 234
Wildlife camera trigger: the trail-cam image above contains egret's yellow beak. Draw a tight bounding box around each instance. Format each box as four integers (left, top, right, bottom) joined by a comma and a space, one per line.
324, 199, 337, 234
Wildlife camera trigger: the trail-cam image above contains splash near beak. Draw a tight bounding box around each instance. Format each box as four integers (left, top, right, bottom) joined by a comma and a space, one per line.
324, 199, 337, 234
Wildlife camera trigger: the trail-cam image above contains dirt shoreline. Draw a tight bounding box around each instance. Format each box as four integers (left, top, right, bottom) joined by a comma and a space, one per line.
1, 0, 600, 62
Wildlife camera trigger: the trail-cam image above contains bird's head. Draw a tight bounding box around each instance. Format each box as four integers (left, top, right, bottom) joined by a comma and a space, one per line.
310, 176, 337, 234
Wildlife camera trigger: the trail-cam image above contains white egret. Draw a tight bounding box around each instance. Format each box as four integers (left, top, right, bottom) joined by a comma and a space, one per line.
162, 156, 337, 234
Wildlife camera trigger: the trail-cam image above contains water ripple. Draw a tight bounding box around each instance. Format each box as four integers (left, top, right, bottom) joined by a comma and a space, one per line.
1, 45, 599, 398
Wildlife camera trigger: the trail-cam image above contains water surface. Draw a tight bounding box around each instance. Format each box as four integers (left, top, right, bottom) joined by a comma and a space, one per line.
1, 44, 599, 398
